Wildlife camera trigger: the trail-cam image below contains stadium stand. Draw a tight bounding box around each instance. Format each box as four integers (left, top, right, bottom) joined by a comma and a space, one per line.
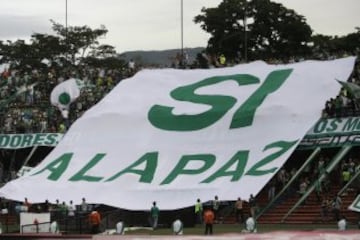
0, 55, 359, 233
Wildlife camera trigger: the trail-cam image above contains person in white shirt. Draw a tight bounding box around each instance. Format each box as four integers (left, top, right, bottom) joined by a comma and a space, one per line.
67, 200, 75, 217
116, 221, 125, 235
172, 218, 183, 235
338, 216, 347, 231
242, 216, 257, 233
81, 198, 88, 213
50, 221, 59, 233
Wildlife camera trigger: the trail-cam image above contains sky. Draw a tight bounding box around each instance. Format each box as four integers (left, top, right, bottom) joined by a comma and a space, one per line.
0, 0, 359, 53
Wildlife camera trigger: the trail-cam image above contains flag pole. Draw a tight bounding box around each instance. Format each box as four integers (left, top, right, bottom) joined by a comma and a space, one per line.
181, 0, 184, 68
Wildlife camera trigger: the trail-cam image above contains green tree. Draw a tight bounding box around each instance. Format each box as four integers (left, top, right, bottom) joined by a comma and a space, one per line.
82, 44, 126, 68
340, 28, 360, 54
194, 0, 313, 61
311, 28, 360, 59
30, 33, 67, 67
311, 34, 337, 59
50, 20, 108, 65
89, 44, 117, 59
0, 39, 47, 70
0, 21, 112, 70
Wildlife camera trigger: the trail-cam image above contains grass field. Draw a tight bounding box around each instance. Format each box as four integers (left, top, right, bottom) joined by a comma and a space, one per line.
1, 223, 359, 240
121, 222, 360, 235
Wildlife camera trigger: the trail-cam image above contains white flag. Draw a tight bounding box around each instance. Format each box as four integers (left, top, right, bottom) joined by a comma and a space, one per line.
0, 57, 356, 210
337, 80, 360, 99
348, 194, 360, 213
50, 78, 82, 110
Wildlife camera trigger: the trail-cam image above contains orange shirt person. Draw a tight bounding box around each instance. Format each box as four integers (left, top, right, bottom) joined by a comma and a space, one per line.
203, 208, 215, 235
89, 210, 101, 234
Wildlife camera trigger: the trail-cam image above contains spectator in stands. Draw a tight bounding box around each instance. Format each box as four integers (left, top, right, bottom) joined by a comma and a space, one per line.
288, 168, 298, 194
323, 99, 335, 117
67, 200, 76, 225
23, 197, 31, 212
0, 64, 127, 135
315, 179, 322, 203
128, 59, 135, 74
0, 198, 7, 215
322, 172, 331, 197
342, 166, 351, 188
334, 96, 343, 117
59, 201, 67, 218
81, 197, 88, 213
348, 158, 356, 178
298, 177, 309, 204
268, 179, 276, 201
42, 199, 50, 213
277, 168, 288, 189
235, 197, 244, 224
218, 54, 226, 66
320, 197, 331, 222
50, 199, 59, 219
317, 156, 326, 176
14, 201, 22, 222
332, 194, 342, 221
249, 194, 257, 218
67, 200, 75, 217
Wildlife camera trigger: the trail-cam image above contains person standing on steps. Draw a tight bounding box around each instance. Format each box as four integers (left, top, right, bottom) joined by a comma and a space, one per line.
235, 197, 244, 223
249, 194, 257, 218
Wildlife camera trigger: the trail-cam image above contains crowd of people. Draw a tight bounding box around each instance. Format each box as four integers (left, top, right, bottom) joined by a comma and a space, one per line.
322, 56, 360, 118
0, 196, 105, 233
0, 64, 137, 185
265, 151, 360, 224
0, 53, 359, 234
0, 65, 136, 134
0, 53, 359, 135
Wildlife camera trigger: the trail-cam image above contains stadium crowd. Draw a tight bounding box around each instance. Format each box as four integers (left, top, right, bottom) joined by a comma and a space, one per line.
0, 65, 135, 134
0, 54, 359, 232
0, 54, 359, 135
322, 61, 360, 118
0, 54, 358, 183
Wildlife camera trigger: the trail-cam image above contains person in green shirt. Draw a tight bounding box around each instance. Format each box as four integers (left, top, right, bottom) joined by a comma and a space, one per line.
195, 198, 203, 224
59, 201, 68, 218
150, 201, 159, 230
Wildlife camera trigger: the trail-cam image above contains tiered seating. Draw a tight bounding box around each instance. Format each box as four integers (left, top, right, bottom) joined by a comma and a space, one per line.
257, 186, 359, 224
219, 182, 359, 225
0, 214, 17, 226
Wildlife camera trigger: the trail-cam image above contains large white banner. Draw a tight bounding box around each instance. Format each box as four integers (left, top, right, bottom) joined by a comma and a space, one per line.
0, 58, 356, 210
